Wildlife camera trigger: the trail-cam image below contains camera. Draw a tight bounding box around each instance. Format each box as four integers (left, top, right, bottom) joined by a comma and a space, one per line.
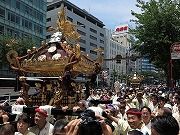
78, 109, 102, 135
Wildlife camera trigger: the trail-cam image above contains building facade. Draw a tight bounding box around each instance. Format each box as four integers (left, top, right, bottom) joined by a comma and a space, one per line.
46, 0, 106, 59
112, 24, 157, 73
0, 0, 47, 77
111, 24, 136, 74
105, 29, 127, 84
0, 0, 47, 42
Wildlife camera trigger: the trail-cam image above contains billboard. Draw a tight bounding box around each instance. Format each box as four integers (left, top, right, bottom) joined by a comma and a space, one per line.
114, 24, 129, 34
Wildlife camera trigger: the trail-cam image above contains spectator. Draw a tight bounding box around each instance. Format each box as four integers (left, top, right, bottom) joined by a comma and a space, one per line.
173, 103, 180, 127
15, 113, 35, 135
151, 115, 179, 135
106, 108, 150, 135
29, 108, 54, 135
148, 94, 158, 115
132, 92, 148, 110
15, 97, 25, 105
141, 106, 151, 130
0, 106, 9, 124
117, 102, 127, 121
52, 119, 68, 135
73, 100, 87, 112
0, 124, 15, 135
172, 95, 180, 114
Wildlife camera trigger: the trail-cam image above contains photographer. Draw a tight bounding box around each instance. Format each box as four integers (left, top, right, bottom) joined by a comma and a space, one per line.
65, 109, 113, 135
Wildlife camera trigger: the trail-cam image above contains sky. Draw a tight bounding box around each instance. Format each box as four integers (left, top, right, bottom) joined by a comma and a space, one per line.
68, 0, 140, 30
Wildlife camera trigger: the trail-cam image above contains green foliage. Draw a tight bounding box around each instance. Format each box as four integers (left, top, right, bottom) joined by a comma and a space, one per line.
131, 0, 180, 80
0, 35, 35, 66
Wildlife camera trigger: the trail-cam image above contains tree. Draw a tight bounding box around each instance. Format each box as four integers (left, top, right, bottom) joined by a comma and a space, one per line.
139, 71, 166, 84
131, 0, 180, 85
0, 35, 35, 67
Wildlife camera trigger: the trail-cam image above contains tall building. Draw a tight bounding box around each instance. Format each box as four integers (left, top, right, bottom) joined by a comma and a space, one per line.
112, 24, 157, 73
46, 0, 106, 59
0, 0, 47, 43
112, 24, 136, 74
105, 29, 127, 75
0, 0, 47, 77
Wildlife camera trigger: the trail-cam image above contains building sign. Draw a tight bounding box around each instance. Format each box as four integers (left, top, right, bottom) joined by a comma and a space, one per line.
171, 44, 180, 59
114, 24, 129, 34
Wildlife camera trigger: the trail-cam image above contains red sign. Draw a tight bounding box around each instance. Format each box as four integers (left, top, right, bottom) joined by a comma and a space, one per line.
115, 26, 128, 32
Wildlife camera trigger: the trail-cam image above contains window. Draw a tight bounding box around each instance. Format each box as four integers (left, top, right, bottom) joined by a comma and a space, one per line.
11, 14, 16, 22
47, 6, 54, 11
90, 50, 97, 55
39, 13, 43, 21
77, 29, 86, 36
0, 25, 4, 34
8, 12, 10, 20
56, 4, 61, 8
15, 16, 20, 24
90, 42, 97, 47
80, 47, 86, 52
29, 22, 32, 29
100, 39, 104, 44
79, 38, 86, 44
39, 27, 43, 34
25, 20, 28, 28
100, 33, 104, 37
67, 6, 72, 11
46, 18, 51, 22
77, 21, 85, 28
0, 7, 5, 18
90, 35, 97, 41
67, 16, 73, 22
24, 5, 29, 14
90, 28, 97, 34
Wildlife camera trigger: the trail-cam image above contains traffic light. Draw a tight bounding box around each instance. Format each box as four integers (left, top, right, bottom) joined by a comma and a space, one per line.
116, 55, 122, 64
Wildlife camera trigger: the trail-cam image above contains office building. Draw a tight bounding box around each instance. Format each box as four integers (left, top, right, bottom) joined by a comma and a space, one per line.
105, 29, 127, 74
46, 0, 106, 59
112, 24, 157, 73
0, 0, 47, 42
112, 24, 136, 74
0, 0, 47, 77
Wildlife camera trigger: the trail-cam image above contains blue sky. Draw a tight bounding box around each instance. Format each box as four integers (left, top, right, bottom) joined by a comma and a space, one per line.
68, 0, 140, 29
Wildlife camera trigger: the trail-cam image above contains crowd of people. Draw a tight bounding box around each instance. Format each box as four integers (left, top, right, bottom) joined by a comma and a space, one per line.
0, 85, 180, 135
